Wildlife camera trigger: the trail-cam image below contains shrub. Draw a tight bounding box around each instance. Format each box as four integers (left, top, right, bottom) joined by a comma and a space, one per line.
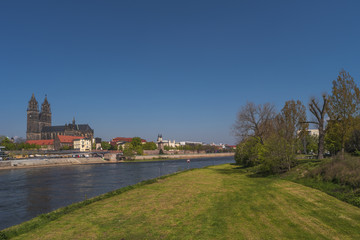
308, 155, 360, 188
259, 135, 296, 174
235, 137, 263, 167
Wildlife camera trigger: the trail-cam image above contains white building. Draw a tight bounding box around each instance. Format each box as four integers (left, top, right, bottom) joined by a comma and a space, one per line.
73, 138, 92, 151
157, 134, 177, 148
179, 141, 204, 146
297, 129, 319, 137
308, 129, 319, 136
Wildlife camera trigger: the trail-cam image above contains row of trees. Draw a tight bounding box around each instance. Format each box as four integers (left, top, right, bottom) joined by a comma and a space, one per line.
0, 137, 39, 150
165, 144, 233, 153
101, 137, 158, 156
234, 69, 360, 173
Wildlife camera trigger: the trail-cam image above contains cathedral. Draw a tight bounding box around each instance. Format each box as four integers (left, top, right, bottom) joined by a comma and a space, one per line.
26, 94, 94, 140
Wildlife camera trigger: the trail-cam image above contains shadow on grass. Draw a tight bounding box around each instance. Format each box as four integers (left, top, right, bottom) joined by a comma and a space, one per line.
208, 164, 278, 179
208, 164, 271, 178
246, 172, 272, 178
296, 159, 322, 164
207, 164, 247, 175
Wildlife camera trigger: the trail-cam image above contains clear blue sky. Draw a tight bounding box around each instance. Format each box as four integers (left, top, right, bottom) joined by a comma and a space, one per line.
1, 0, 360, 144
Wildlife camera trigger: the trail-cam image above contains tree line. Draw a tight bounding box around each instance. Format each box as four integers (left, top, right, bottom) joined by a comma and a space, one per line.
233, 69, 360, 173
0, 137, 39, 150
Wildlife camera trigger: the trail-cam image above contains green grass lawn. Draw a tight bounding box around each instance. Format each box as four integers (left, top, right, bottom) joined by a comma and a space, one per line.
4, 164, 360, 239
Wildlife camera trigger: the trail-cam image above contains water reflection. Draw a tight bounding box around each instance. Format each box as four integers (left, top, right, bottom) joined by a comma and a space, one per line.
0, 156, 234, 230
26, 169, 52, 219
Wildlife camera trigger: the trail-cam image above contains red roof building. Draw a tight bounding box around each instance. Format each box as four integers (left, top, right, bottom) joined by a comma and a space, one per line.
26, 139, 54, 146
57, 135, 84, 143
26, 139, 54, 150
54, 135, 84, 150
110, 137, 146, 146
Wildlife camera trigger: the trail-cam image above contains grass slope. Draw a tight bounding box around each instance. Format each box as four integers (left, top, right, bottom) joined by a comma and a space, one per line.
5, 164, 360, 240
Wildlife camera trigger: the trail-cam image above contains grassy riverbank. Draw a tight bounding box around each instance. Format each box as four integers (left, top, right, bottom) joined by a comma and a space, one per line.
281, 157, 360, 208
3, 164, 360, 239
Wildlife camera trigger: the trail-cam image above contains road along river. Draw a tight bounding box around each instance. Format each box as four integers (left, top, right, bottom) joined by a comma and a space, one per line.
0, 156, 234, 230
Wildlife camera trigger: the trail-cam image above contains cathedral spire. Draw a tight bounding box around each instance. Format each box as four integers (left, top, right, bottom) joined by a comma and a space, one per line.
72, 117, 76, 125
41, 95, 51, 113
28, 93, 38, 111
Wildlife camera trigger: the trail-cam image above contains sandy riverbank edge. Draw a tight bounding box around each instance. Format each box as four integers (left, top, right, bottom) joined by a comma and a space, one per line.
0, 153, 234, 170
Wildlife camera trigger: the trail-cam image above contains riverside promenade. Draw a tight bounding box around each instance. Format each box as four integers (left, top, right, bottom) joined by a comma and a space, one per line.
0, 152, 234, 169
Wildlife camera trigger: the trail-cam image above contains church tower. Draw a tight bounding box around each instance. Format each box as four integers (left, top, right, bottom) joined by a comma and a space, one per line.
26, 93, 41, 140
39, 95, 52, 131
157, 134, 164, 150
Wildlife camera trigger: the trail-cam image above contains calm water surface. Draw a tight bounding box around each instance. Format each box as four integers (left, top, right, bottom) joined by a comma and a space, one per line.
0, 156, 234, 230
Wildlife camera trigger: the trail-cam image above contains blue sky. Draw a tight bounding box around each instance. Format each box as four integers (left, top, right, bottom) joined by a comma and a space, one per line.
1, 0, 360, 144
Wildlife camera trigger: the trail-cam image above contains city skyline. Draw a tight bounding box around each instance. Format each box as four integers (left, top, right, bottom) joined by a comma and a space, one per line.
2, 1, 360, 144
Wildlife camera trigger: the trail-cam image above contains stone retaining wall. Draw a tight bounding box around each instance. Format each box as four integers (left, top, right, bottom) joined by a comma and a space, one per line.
1, 157, 105, 169
0, 161, 11, 168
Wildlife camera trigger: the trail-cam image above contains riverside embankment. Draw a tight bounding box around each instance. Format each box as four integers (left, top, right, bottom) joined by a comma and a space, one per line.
0, 156, 234, 230
3, 163, 360, 239
0, 157, 106, 169
0, 152, 234, 170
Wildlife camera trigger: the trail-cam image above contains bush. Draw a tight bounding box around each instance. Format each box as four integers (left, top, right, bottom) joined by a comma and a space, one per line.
235, 137, 263, 167
308, 155, 360, 188
259, 136, 296, 174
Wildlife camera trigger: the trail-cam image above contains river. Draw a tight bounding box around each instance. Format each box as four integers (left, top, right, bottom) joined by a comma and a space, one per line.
0, 156, 234, 230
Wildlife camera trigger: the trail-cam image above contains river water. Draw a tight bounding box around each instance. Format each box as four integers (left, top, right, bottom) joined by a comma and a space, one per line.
0, 156, 234, 230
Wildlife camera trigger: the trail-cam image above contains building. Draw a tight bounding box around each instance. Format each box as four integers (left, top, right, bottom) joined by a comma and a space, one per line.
26, 139, 55, 150
157, 134, 178, 149
297, 129, 319, 137
179, 141, 204, 146
54, 135, 84, 150
73, 138, 92, 151
308, 129, 319, 136
110, 137, 147, 149
93, 137, 102, 150
0, 146, 7, 160
26, 94, 94, 141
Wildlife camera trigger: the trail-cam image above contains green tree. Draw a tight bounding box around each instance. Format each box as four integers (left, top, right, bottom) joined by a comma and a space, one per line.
328, 70, 360, 159
101, 141, 111, 150
235, 137, 263, 167
61, 145, 71, 150
258, 100, 306, 172
278, 100, 307, 146
109, 144, 118, 150
0, 138, 16, 150
123, 143, 135, 160
345, 129, 360, 154
131, 137, 142, 147
303, 134, 318, 155
325, 120, 342, 155
143, 142, 157, 150
130, 137, 143, 155
260, 134, 295, 173
118, 145, 123, 151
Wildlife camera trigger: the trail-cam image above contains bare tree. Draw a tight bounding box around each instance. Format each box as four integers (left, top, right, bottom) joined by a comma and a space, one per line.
308, 94, 329, 159
233, 102, 276, 144
278, 100, 308, 143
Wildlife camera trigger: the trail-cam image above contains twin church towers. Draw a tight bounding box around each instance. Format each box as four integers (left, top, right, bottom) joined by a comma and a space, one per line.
26, 93, 51, 140
26, 94, 94, 141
